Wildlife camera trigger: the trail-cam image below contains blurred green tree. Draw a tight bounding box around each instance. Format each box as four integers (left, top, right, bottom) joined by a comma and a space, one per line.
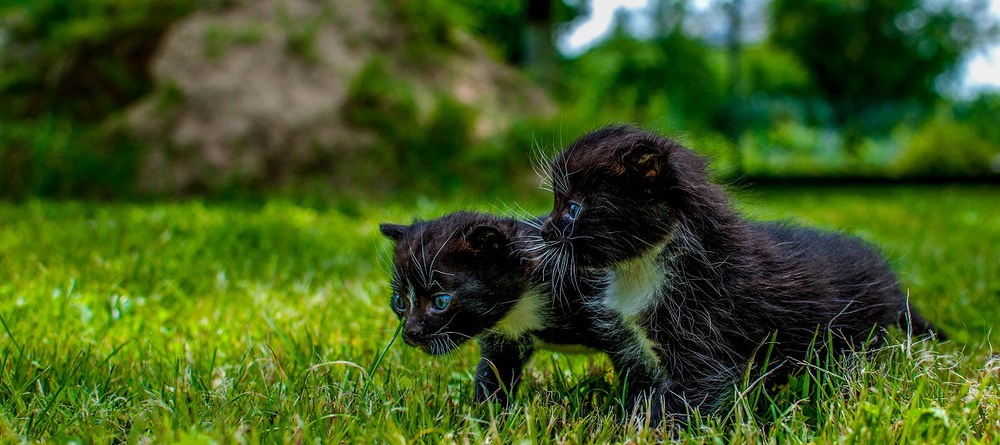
0, 0, 198, 121
0, 0, 199, 199
954, 91, 1000, 147
459, 0, 584, 67
562, 3, 725, 128
769, 0, 994, 133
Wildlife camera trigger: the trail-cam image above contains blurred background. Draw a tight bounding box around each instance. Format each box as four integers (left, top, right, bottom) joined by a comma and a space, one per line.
1, 0, 998, 200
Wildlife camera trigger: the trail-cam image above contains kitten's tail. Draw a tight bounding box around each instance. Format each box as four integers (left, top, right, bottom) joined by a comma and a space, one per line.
897, 304, 947, 341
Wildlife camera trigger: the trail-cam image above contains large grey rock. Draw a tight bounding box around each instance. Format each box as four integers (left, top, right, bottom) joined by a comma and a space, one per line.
128, 0, 553, 194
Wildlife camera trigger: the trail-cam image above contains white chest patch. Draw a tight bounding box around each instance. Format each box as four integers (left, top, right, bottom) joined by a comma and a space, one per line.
494, 287, 549, 339
605, 241, 670, 319
603, 242, 673, 371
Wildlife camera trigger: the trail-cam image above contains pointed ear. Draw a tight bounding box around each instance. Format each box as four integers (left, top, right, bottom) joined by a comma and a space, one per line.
464, 224, 506, 254
379, 223, 410, 242
617, 142, 663, 180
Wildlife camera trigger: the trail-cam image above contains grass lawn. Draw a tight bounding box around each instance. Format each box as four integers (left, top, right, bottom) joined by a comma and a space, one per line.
1, 185, 998, 443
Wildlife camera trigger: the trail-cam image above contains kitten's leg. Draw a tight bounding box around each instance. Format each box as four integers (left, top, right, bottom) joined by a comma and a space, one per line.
646, 376, 733, 428
473, 335, 534, 407
607, 355, 657, 421
601, 336, 658, 417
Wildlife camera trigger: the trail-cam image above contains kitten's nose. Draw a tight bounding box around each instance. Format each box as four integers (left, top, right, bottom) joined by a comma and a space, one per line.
541, 217, 554, 242
404, 318, 425, 341
541, 216, 562, 242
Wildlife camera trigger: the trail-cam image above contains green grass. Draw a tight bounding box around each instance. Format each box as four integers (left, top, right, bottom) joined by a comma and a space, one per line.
1, 185, 998, 443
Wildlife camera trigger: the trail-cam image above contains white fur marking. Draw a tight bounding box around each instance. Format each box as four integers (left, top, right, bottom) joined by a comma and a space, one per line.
605, 240, 671, 318
495, 287, 548, 339
624, 319, 662, 369
604, 240, 673, 370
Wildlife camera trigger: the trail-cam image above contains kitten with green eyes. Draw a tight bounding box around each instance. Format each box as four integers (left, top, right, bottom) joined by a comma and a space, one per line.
380, 211, 658, 408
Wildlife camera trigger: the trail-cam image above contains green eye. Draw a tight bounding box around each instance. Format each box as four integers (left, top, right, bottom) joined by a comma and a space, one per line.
433, 294, 452, 310
391, 293, 406, 312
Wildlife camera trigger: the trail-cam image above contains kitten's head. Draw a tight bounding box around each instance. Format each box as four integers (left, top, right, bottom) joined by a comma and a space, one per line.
379, 212, 531, 355
538, 125, 709, 268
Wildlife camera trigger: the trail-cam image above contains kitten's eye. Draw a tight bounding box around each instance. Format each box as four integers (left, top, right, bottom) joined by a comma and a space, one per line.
391, 293, 406, 312
567, 202, 582, 219
433, 294, 452, 311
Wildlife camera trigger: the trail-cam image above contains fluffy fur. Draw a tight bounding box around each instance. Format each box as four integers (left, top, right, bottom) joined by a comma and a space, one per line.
534, 125, 945, 423
380, 211, 657, 407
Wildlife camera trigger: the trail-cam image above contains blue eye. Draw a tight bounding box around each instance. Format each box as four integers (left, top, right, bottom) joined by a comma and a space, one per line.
567, 202, 582, 219
391, 293, 406, 312
433, 294, 452, 311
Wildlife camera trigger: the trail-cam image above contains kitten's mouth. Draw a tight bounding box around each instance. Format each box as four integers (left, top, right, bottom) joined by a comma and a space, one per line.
531, 238, 597, 279
409, 335, 462, 356
559, 240, 607, 268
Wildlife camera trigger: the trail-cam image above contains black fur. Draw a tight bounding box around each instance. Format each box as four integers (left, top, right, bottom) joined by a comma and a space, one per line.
535, 125, 945, 423
380, 212, 657, 407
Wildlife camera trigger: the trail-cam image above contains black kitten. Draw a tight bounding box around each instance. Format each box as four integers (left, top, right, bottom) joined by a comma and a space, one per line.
536, 125, 944, 423
379, 211, 657, 408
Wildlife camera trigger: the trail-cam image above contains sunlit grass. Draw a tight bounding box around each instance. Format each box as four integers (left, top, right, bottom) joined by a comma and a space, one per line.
0, 185, 997, 443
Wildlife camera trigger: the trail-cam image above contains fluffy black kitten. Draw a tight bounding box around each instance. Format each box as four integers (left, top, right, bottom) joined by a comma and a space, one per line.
379, 211, 657, 408
535, 125, 944, 423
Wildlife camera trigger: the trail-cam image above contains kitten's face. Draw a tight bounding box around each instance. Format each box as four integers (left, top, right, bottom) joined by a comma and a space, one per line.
380, 213, 530, 355
538, 126, 689, 269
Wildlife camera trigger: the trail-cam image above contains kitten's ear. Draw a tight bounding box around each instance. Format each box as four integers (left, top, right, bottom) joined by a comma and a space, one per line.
464, 224, 506, 254
617, 142, 663, 180
379, 223, 410, 242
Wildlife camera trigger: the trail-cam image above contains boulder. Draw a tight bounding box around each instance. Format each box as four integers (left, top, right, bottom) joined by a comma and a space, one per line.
128, 0, 553, 194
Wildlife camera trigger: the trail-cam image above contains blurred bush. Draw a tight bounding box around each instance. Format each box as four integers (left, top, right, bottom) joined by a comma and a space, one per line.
0, 0, 199, 120
559, 14, 725, 132
0, 0, 199, 199
344, 57, 475, 193
457, 0, 583, 64
741, 45, 812, 97
954, 92, 1000, 147
0, 117, 142, 199
893, 116, 999, 178
770, 0, 986, 128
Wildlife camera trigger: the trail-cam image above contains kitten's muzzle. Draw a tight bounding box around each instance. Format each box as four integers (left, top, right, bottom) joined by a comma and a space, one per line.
402, 329, 430, 351
403, 330, 457, 355
403, 319, 425, 341
541, 214, 573, 242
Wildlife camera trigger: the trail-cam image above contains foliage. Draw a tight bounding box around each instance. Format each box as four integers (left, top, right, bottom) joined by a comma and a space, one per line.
732, 112, 960, 179
455, 0, 585, 64
560, 12, 726, 133
382, 0, 477, 61
277, 3, 331, 64
733, 45, 831, 132
0, 0, 198, 121
954, 91, 1000, 147
1, 186, 998, 441
740, 44, 813, 96
455, 0, 526, 62
0, 0, 202, 199
344, 58, 475, 193
201, 21, 265, 59
1, 0, 998, 201
893, 116, 999, 178
551, 8, 746, 178
0, 116, 144, 200
769, 0, 991, 128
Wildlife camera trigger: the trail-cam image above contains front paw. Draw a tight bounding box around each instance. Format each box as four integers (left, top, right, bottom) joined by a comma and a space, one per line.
625, 392, 692, 432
